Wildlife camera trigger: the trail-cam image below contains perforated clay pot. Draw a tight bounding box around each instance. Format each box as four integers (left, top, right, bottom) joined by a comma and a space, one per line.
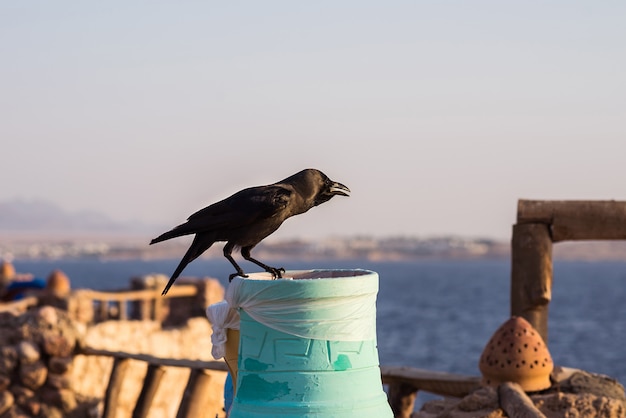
479, 316, 554, 392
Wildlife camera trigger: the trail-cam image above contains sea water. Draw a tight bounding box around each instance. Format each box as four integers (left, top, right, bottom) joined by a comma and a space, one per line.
11, 258, 626, 396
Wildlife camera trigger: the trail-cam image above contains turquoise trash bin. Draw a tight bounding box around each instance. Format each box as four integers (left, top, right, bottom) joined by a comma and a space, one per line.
225, 269, 393, 418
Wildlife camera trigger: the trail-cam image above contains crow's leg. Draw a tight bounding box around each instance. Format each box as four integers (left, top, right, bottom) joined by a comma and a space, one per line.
241, 246, 285, 279
224, 242, 248, 282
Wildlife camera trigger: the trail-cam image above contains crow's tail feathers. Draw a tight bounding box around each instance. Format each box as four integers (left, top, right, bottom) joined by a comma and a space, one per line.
150, 219, 207, 245
150, 227, 186, 245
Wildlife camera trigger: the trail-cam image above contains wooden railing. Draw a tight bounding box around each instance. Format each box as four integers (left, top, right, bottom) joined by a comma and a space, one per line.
78, 285, 198, 322
78, 347, 228, 418
79, 345, 480, 418
0, 284, 200, 322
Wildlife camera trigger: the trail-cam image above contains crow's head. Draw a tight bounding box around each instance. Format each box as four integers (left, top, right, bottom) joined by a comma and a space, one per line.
284, 168, 350, 207
315, 174, 350, 207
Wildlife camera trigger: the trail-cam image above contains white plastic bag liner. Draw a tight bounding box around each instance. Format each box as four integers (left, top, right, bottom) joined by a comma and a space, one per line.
225, 269, 378, 342
206, 300, 240, 359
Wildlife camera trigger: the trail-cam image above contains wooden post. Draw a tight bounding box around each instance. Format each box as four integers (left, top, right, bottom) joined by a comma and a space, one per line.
132, 364, 166, 418
387, 381, 418, 418
511, 223, 552, 345
102, 357, 132, 418
119, 300, 128, 320
154, 295, 164, 322
176, 368, 213, 418
498, 382, 547, 418
140, 296, 152, 320
99, 300, 109, 322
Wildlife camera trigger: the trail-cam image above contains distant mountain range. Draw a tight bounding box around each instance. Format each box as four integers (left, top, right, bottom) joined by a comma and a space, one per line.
0, 199, 156, 234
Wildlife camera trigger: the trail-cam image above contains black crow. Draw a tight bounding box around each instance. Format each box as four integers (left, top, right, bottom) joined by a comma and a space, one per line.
150, 169, 350, 295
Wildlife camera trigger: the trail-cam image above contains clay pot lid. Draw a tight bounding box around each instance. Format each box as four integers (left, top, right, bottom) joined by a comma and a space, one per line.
479, 316, 553, 392
46, 269, 71, 297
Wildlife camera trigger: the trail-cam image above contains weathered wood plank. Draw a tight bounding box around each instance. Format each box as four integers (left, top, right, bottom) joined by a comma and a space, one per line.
132, 364, 166, 418
517, 200, 626, 241
102, 357, 132, 418
78, 347, 229, 371
176, 368, 213, 418
498, 382, 547, 418
511, 223, 552, 344
80, 285, 197, 302
381, 366, 481, 398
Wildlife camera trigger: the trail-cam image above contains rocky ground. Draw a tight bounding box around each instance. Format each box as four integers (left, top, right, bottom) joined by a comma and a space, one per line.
415, 369, 626, 418
0, 306, 98, 418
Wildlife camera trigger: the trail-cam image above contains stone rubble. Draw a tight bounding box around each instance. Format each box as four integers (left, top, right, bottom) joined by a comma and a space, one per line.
0, 306, 98, 418
415, 371, 626, 418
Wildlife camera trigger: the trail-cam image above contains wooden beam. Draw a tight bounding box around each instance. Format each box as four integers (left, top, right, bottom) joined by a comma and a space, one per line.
102, 357, 132, 418
78, 347, 229, 371
132, 364, 166, 418
80, 285, 197, 301
511, 223, 552, 344
176, 368, 213, 418
498, 382, 546, 418
517, 200, 626, 241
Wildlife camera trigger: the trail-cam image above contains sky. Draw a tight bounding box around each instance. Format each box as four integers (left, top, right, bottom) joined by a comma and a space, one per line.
1, 2, 625, 241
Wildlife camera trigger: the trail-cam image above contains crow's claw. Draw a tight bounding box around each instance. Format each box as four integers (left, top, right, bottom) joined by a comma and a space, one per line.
269, 267, 285, 279
229, 272, 248, 282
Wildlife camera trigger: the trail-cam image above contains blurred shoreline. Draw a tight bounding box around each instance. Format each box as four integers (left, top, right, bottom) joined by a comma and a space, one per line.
3, 233, 626, 262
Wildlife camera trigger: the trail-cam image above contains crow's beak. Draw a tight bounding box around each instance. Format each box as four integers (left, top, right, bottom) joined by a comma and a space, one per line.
330, 181, 350, 197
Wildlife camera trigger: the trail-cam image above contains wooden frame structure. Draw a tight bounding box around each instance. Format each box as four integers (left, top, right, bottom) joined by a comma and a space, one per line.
511, 199, 626, 344
388, 198, 626, 417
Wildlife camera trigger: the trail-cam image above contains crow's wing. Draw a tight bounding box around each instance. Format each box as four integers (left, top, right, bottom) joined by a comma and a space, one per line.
150, 185, 293, 244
